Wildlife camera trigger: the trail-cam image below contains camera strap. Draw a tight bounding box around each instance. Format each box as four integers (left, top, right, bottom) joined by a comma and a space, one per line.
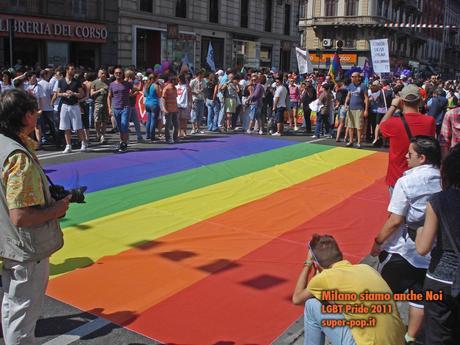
400, 114, 414, 141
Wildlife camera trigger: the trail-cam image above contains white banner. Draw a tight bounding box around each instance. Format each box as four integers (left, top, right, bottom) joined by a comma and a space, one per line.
369, 39, 390, 73
296, 47, 313, 74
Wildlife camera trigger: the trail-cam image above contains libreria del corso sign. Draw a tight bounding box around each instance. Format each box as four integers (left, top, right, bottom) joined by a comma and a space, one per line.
0, 15, 108, 43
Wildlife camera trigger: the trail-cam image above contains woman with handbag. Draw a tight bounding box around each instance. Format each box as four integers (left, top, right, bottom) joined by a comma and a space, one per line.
416, 144, 460, 345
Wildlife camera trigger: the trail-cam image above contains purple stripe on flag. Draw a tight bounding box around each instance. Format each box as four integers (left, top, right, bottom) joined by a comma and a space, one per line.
45, 135, 295, 193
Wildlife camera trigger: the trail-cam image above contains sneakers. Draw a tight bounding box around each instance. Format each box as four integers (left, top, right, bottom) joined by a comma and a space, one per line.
117, 142, 128, 153
346, 142, 353, 147
80, 143, 88, 152
271, 132, 281, 136
294, 126, 299, 131
190, 129, 197, 134
246, 129, 252, 134
311, 135, 318, 139
63, 145, 72, 154
100, 135, 105, 144
356, 143, 361, 149
258, 129, 263, 135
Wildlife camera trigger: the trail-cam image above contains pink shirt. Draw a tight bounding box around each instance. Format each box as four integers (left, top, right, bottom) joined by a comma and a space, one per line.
289, 84, 300, 102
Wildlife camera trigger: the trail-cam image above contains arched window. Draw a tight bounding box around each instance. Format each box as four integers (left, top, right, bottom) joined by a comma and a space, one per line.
176, 0, 187, 18
345, 0, 358, 16
325, 0, 337, 17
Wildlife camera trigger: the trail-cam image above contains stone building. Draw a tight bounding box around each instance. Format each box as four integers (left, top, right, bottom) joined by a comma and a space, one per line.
298, 0, 437, 72
118, 0, 301, 72
0, 0, 118, 68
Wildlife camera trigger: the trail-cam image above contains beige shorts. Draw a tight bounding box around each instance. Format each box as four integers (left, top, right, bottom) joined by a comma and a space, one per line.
347, 109, 363, 129
94, 103, 108, 123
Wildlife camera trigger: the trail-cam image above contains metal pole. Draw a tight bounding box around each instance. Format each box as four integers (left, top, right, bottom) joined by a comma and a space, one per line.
8, 18, 14, 67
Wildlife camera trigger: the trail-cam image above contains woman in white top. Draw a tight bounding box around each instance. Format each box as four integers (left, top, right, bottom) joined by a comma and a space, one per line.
0, 70, 14, 94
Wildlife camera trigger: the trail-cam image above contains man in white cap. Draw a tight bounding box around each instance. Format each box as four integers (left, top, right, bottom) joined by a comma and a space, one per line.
379, 84, 436, 193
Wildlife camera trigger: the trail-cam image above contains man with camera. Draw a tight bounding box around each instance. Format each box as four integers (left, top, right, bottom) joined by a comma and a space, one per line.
379, 84, 435, 193
370, 136, 441, 345
0, 89, 71, 344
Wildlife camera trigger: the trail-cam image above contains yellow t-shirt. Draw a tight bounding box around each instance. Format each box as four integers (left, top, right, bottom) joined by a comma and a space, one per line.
1, 134, 44, 209
307, 260, 405, 345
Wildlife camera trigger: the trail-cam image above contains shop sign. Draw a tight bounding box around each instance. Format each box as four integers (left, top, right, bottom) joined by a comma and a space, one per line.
0, 14, 107, 43
309, 53, 357, 65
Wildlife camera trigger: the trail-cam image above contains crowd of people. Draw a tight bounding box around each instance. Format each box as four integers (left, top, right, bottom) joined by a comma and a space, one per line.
1, 62, 459, 154
0, 60, 459, 345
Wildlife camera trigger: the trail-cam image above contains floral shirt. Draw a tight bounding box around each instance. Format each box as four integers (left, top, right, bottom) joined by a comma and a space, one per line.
1, 134, 44, 210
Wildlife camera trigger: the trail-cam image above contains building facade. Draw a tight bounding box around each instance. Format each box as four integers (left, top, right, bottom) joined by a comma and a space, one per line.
0, 0, 118, 68
118, 0, 300, 72
298, 0, 459, 75
443, 0, 460, 77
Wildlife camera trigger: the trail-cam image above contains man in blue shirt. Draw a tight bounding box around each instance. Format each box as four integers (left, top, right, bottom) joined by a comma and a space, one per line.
344, 73, 369, 148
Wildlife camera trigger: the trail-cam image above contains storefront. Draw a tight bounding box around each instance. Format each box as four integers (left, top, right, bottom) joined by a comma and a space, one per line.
134, 25, 197, 71
232, 38, 260, 69
308, 52, 358, 70
0, 14, 108, 68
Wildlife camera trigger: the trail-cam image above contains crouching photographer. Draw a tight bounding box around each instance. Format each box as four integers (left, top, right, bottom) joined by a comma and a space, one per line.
0, 89, 71, 345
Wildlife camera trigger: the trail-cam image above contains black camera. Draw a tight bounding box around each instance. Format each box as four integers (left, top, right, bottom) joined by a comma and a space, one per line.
49, 185, 87, 203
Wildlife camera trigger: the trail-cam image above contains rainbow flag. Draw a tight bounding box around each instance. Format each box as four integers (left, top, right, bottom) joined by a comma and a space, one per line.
327, 53, 342, 83
45, 135, 389, 344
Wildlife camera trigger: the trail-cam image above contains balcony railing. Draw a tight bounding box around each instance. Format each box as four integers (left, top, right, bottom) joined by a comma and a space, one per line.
310, 16, 388, 26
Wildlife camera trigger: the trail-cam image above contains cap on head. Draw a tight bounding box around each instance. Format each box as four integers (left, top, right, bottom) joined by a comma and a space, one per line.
400, 84, 421, 102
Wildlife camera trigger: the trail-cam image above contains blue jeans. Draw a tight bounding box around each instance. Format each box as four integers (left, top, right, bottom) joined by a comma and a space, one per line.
206, 99, 220, 131
304, 299, 356, 345
113, 107, 130, 134
191, 99, 205, 125
145, 104, 160, 140
86, 99, 94, 128
130, 106, 143, 140
315, 112, 330, 137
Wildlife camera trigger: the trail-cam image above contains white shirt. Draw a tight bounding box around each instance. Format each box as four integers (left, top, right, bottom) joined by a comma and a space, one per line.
0, 82, 13, 93
274, 85, 287, 108
176, 83, 188, 109
27, 83, 45, 110
189, 78, 206, 101
38, 79, 54, 112
52, 80, 61, 111
383, 164, 441, 268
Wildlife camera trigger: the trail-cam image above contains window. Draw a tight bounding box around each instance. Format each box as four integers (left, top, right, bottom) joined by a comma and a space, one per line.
325, 0, 337, 17
176, 0, 187, 18
209, 0, 219, 23
9, 0, 26, 8
284, 4, 291, 35
241, 0, 249, 28
72, 0, 87, 16
383, 0, 389, 18
140, 0, 153, 12
345, 0, 358, 16
265, 0, 273, 32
